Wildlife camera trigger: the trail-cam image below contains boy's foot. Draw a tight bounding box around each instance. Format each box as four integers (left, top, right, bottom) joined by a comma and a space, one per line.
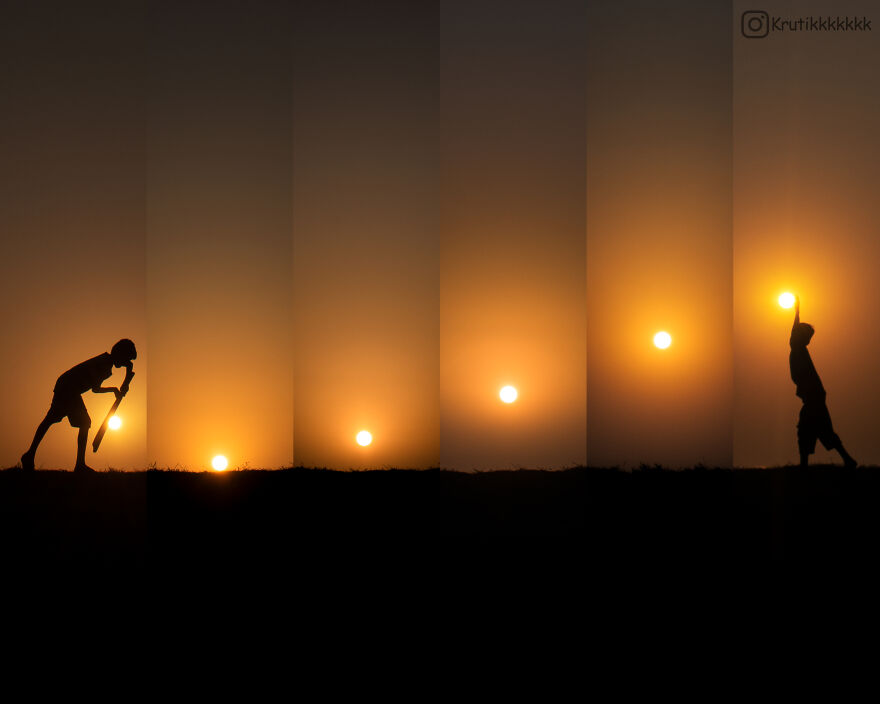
74, 463, 96, 474
20, 452, 35, 471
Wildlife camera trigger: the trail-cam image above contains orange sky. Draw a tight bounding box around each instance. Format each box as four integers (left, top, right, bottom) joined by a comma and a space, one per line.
2, 1, 878, 470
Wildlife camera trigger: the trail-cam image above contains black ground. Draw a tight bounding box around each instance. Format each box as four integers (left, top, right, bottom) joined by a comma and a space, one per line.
2, 465, 878, 569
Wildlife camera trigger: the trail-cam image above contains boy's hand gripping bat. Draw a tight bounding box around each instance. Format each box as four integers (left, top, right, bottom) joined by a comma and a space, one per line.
92, 367, 135, 453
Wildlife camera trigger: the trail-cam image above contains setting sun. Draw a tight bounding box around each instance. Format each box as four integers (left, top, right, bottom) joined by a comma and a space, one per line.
653, 331, 672, 349
499, 385, 518, 403
778, 292, 796, 309
108, 415, 122, 431
211, 455, 228, 471
356, 430, 373, 447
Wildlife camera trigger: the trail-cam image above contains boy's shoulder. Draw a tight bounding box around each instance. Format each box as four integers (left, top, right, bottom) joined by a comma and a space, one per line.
78, 352, 112, 370
55, 352, 113, 391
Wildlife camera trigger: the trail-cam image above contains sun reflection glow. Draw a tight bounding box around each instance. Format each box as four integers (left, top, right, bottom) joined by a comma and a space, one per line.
499, 385, 518, 403
653, 331, 672, 349
778, 292, 796, 309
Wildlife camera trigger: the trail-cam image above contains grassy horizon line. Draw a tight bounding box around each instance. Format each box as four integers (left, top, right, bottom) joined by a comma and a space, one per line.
3, 464, 878, 474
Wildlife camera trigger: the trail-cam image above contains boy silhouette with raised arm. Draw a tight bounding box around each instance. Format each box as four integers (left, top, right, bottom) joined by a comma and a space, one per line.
20, 339, 136, 473
789, 299, 856, 468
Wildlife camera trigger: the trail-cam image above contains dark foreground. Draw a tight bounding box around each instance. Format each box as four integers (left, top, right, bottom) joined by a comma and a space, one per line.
2, 465, 878, 568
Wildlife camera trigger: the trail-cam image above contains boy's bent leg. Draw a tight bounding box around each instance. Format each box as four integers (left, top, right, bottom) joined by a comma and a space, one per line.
21, 412, 56, 470
70, 397, 94, 472
74, 427, 94, 473
833, 440, 857, 468
798, 432, 813, 468
823, 425, 857, 468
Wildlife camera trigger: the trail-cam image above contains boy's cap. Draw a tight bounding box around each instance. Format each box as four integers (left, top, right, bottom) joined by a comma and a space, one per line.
790, 322, 815, 346
111, 338, 137, 361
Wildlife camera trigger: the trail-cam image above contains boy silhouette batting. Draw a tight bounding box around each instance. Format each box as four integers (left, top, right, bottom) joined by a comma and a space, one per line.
789, 299, 856, 468
21, 339, 136, 473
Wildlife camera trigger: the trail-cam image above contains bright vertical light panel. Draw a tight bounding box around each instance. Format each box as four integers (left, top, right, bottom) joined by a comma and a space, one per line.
147, 4, 293, 472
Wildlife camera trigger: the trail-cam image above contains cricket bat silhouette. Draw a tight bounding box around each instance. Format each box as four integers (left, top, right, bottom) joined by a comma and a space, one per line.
93, 367, 135, 453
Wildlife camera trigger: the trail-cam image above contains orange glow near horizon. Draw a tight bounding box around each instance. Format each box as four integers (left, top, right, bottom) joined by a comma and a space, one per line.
211, 455, 229, 471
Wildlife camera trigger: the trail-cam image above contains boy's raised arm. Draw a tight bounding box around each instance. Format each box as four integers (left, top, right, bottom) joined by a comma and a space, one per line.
792, 295, 800, 331
92, 364, 134, 401
120, 364, 135, 397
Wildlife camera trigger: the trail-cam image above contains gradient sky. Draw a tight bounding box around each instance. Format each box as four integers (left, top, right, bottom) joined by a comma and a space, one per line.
1, 1, 878, 470
439, 0, 587, 470
293, 2, 439, 470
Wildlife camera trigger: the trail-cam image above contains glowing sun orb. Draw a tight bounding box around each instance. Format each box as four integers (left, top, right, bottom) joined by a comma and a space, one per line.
356, 430, 373, 447
108, 415, 122, 431
654, 331, 672, 349
211, 455, 229, 472
778, 292, 796, 309
499, 385, 518, 403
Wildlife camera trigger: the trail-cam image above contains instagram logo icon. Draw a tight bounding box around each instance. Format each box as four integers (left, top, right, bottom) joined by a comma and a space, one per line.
742, 10, 769, 37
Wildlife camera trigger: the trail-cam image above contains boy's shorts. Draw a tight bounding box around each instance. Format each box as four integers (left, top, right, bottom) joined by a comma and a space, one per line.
797, 402, 839, 456
46, 393, 91, 429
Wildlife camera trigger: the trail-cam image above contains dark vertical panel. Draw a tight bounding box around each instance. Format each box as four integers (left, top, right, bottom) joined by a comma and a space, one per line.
587, 0, 733, 467
292, 2, 440, 469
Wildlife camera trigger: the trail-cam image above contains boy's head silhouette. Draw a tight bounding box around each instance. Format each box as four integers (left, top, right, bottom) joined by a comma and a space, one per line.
790, 322, 815, 348
111, 338, 137, 367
